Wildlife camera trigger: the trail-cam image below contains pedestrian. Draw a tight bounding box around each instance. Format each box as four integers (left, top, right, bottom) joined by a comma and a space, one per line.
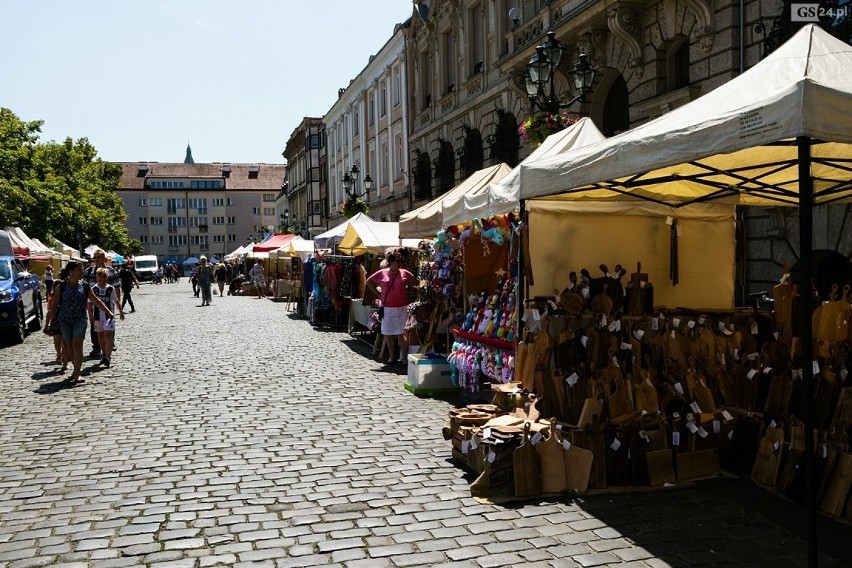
45, 261, 115, 384
249, 260, 266, 299
43, 266, 68, 371
365, 248, 414, 364
215, 262, 228, 297
90, 267, 124, 367
190, 264, 199, 297
197, 256, 214, 306
43, 264, 55, 297
84, 250, 121, 359
119, 262, 140, 313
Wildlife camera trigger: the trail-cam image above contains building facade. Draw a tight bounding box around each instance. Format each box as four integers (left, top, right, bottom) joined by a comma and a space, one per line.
282, 118, 323, 238
323, 22, 412, 226
116, 162, 287, 263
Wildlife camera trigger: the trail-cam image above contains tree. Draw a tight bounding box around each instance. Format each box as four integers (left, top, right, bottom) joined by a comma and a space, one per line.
0, 107, 142, 256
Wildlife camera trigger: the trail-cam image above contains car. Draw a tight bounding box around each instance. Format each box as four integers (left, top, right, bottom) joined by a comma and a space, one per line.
0, 256, 43, 344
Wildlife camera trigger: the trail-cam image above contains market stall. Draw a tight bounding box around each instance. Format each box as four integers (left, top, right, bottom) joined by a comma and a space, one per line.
337, 220, 420, 255
314, 212, 374, 251
443, 27, 852, 547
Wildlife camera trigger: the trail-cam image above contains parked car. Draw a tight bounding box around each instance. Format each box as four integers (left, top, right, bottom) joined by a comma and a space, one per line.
0, 256, 43, 344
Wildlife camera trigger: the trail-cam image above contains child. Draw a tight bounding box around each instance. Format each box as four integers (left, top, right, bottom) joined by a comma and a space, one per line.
90, 267, 124, 367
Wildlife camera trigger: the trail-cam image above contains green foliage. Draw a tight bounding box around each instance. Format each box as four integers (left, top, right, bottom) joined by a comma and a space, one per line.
0, 107, 142, 256
342, 194, 369, 218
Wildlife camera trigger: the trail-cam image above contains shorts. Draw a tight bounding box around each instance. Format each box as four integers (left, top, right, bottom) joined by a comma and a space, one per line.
94, 317, 116, 333
59, 318, 88, 340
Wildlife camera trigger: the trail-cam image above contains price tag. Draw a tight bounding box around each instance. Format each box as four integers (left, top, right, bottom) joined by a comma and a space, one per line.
750, 322, 758, 335
733, 348, 739, 360
610, 438, 622, 451
813, 361, 820, 375
822, 445, 828, 458
769, 420, 777, 429
727, 429, 734, 440
672, 432, 681, 446
763, 367, 773, 374
581, 287, 590, 299
722, 410, 734, 421
672, 317, 680, 329
613, 320, 622, 332
532, 309, 541, 322
673, 412, 680, 419
698, 316, 706, 325
718, 321, 727, 332
698, 427, 709, 438
565, 372, 579, 387
562, 440, 572, 451
674, 383, 685, 395
772, 442, 780, 452
461, 440, 470, 454
612, 356, 620, 367
747, 353, 759, 361
633, 329, 645, 341
580, 335, 588, 347
690, 402, 702, 414
687, 320, 696, 329
469, 437, 479, 450
620, 342, 632, 351
670, 330, 676, 339
639, 430, 649, 441
601, 315, 608, 326
713, 420, 721, 434
640, 281, 646, 288
482, 428, 492, 439
487, 450, 496, 463
686, 422, 699, 434
531, 432, 544, 446
842, 368, 849, 380
652, 317, 659, 330
773, 331, 779, 340
556, 424, 563, 430
686, 413, 694, 422
609, 321, 618, 332
746, 369, 757, 380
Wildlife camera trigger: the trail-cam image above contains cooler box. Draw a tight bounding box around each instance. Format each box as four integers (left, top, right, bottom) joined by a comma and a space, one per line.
405, 354, 458, 396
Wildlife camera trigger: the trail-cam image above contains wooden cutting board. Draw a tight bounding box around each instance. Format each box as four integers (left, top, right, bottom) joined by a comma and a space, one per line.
646, 449, 676, 486
837, 284, 852, 340
752, 427, 785, 487
634, 376, 660, 414
577, 388, 603, 428
513, 423, 542, 498
536, 418, 567, 494
813, 284, 840, 340
832, 387, 852, 433
563, 442, 594, 493
606, 375, 634, 420
819, 452, 852, 516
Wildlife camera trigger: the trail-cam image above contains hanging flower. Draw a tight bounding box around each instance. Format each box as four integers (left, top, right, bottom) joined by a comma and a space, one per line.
342, 194, 369, 218
518, 111, 578, 146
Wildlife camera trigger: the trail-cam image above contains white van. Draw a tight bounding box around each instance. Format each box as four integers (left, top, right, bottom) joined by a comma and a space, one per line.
133, 255, 159, 282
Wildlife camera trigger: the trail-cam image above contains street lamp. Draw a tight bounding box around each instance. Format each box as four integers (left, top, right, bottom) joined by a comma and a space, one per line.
279, 209, 293, 233
525, 31, 596, 115
341, 164, 373, 199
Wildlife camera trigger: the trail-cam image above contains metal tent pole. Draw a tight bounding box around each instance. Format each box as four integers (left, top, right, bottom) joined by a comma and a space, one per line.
796, 136, 817, 568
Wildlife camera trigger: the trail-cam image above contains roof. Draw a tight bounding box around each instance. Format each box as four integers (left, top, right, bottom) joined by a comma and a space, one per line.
116, 162, 287, 191
252, 233, 299, 253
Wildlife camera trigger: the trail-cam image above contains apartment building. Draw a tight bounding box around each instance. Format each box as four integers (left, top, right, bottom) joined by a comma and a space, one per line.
324, 21, 411, 225
116, 161, 287, 263
282, 118, 324, 238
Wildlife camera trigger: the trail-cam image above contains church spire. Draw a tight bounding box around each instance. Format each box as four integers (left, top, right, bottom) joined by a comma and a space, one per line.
184, 142, 194, 164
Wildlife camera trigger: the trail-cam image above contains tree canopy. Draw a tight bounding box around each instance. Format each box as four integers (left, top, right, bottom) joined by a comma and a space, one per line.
0, 107, 142, 256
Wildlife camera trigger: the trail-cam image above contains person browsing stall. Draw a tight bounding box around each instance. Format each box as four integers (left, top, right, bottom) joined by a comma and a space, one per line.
365, 249, 414, 364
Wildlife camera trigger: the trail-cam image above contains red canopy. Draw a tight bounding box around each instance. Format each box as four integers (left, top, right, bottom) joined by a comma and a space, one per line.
252, 233, 298, 253
12, 245, 29, 259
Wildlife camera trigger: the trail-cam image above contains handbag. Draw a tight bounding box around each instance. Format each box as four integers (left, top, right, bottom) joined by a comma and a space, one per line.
377, 306, 385, 320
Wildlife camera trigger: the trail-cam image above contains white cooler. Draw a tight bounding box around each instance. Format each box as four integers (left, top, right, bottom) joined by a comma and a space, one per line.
405, 354, 457, 396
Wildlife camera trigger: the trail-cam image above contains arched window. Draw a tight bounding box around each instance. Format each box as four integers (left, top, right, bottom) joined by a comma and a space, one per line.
490, 109, 520, 167
461, 126, 484, 178
668, 36, 691, 91
435, 140, 455, 195
413, 149, 432, 201
602, 75, 630, 136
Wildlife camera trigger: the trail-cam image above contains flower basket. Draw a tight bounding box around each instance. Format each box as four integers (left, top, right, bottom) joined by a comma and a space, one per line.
519, 111, 578, 147
343, 195, 369, 218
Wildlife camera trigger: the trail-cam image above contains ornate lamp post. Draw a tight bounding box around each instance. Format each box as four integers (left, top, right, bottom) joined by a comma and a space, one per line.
524, 31, 596, 115
342, 164, 373, 217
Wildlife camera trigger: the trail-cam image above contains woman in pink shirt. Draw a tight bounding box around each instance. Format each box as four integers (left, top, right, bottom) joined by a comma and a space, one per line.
366, 250, 414, 364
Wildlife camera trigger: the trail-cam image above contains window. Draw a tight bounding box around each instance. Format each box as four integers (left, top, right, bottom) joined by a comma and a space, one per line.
139, 236, 149, 244
190, 180, 222, 189
149, 181, 185, 189
212, 216, 225, 225
168, 235, 187, 246
252, 207, 261, 215
263, 207, 275, 216
668, 36, 691, 91
393, 67, 401, 106
149, 197, 162, 206
150, 217, 163, 225
379, 80, 387, 116
227, 216, 236, 225
226, 198, 233, 206
189, 217, 208, 227
191, 235, 209, 248
213, 235, 226, 243
228, 234, 236, 242
188, 198, 207, 212
309, 134, 320, 149
212, 198, 224, 207
368, 91, 375, 125
151, 235, 164, 244
470, 3, 484, 76
262, 193, 276, 202
311, 202, 321, 214
419, 50, 432, 109
381, 141, 389, 187
139, 217, 148, 225
138, 198, 147, 207
443, 30, 456, 94
353, 110, 359, 136
167, 198, 185, 213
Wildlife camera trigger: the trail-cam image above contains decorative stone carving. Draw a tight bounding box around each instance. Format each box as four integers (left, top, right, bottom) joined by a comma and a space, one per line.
576, 29, 608, 68
607, 4, 644, 75
466, 76, 483, 96
682, 0, 714, 52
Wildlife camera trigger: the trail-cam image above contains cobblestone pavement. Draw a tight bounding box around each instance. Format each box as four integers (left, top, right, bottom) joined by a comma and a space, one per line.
0, 283, 849, 568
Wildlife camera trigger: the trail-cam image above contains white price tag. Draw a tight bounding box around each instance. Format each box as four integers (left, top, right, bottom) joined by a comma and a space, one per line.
565, 372, 579, 387
652, 317, 659, 330
487, 450, 496, 463
690, 402, 702, 414
531, 432, 544, 446
639, 430, 649, 441
718, 321, 727, 332
482, 428, 492, 439
698, 427, 709, 438
601, 315, 607, 326
698, 316, 706, 325
672, 432, 681, 446
733, 349, 739, 360
610, 438, 622, 451
675, 382, 685, 395
620, 342, 632, 351
822, 445, 828, 458
813, 361, 820, 375
770, 420, 777, 428
672, 317, 680, 329
722, 410, 734, 421
613, 320, 622, 332
469, 438, 479, 450
612, 356, 620, 367
747, 353, 759, 361
581, 287, 590, 299
687, 320, 696, 329
713, 420, 721, 434
532, 309, 541, 322
673, 412, 680, 419
633, 329, 645, 341
686, 422, 699, 434
640, 281, 646, 288
608, 321, 618, 332
773, 331, 779, 340
580, 335, 588, 347
727, 429, 734, 440
842, 368, 849, 380
763, 367, 773, 374
670, 330, 676, 339
562, 440, 571, 451
772, 442, 780, 452
747, 369, 757, 380
461, 440, 470, 454
750, 322, 758, 335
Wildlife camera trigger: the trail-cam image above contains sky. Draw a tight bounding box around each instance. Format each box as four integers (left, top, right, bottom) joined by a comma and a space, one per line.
0, 0, 413, 165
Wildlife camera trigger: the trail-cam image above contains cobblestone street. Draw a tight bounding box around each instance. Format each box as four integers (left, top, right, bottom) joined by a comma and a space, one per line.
0, 283, 849, 568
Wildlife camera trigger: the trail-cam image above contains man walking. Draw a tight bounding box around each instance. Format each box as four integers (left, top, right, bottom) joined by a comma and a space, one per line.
119, 262, 140, 313
84, 250, 121, 358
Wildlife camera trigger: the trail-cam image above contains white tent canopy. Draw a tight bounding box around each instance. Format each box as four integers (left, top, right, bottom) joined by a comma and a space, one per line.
314, 212, 374, 249
442, 118, 606, 226
288, 238, 315, 261
399, 164, 512, 238
519, 25, 852, 207
338, 220, 420, 255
